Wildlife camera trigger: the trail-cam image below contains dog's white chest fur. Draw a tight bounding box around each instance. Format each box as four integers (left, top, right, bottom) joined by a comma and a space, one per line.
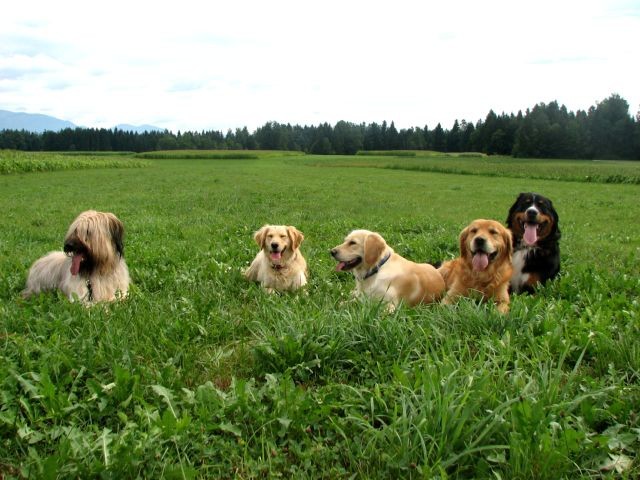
510, 248, 530, 290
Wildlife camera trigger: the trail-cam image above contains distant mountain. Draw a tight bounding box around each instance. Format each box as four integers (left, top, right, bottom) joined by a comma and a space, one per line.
114, 124, 164, 133
0, 109, 76, 132
0, 109, 165, 134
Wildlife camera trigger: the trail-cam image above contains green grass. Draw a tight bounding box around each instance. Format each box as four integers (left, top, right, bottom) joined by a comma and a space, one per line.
1, 153, 639, 478
357, 150, 487, 158
134, 151, 259, 160
134, 149, 306, 160
310, 154, 640, 184
59, 151, 137, 156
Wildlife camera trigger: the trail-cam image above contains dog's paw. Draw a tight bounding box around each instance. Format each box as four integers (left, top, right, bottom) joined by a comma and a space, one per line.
496, 301, 510, 314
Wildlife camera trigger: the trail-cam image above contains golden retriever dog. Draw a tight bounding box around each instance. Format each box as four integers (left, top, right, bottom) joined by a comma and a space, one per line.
244, 225, 308, 293
438, 219, 513, 313
22, 210, 130, 304
331, 229, 445, 309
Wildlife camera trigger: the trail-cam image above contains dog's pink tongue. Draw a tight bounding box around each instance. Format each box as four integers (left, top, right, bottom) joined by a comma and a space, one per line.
335, 262, 346, 272
472, 252, 489, 271
70, 253, 84, 276
270, 251, 282, 261
524, 223, 538, 246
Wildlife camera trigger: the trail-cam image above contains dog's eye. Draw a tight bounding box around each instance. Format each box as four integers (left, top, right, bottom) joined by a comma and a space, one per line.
348, 241, 356, 246
280, 235, 287, 239
489, 229, 498, 236
469, 228, 478, 234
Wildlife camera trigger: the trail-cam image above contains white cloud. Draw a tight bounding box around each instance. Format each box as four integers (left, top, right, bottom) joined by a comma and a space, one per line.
0, 0, 638, 131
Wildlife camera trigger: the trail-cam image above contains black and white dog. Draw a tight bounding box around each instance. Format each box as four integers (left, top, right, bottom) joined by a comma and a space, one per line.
506, 193, 561, 294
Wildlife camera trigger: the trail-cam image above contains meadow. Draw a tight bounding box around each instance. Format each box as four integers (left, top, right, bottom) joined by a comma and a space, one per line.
307, 152, 640, 185
0, 150, 639, 478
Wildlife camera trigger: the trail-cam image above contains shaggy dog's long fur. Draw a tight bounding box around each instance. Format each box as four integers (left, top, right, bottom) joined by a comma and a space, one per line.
244, 225, 308, 293
506, 192, 561, 294
438, 219, 513, 314
22, 210, 130, 304
331, 229, 445, 309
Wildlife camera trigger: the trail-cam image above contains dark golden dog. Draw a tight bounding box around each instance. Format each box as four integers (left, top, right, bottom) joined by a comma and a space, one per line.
438, 219, 513, 313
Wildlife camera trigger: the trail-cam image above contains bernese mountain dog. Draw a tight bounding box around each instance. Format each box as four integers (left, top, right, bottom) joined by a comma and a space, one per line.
506, 192, 561, 294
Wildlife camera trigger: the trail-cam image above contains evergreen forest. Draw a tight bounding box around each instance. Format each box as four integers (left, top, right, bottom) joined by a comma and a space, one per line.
1, 94, 638, 159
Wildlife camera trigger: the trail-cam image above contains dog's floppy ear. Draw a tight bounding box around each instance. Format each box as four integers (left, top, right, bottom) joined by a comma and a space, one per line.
501, 225, 513, 258
364, 232, 386, 266
459, 225, 471, 259
287, 226, 304, 250
506, 193, 526, 228
107, 213, 125, 256
253, 225, 270, 248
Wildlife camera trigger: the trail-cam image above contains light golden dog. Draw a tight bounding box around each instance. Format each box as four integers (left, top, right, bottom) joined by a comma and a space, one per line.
438, 219, 513, 313
331, 229, 444, 309
22, 210, 130, 304
244, 225, 308, 293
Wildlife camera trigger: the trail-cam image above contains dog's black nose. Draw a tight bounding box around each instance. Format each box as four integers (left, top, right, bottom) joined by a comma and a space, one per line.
473, 237, 486, 248
526, 207, 538, 218
330, 249, 337, 257
270, 242, 279, 251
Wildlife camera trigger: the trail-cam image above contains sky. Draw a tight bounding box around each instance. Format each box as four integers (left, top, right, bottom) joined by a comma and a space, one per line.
1, 0, 639, 133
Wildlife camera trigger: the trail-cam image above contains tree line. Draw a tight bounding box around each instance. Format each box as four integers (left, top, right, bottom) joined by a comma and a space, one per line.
1, 94, 638, 159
